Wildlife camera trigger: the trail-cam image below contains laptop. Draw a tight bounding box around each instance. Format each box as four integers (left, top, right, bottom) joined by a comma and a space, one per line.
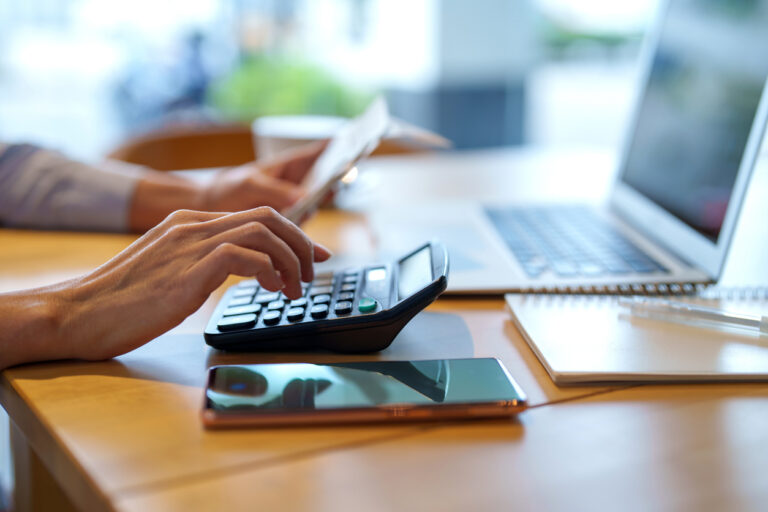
371, 0, 768, 295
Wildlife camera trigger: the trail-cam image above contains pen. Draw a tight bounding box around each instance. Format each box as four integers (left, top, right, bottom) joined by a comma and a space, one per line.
618, 296, 768, 336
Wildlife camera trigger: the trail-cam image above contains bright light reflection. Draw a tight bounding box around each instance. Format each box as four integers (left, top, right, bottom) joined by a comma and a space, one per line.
341, 166, 358, 184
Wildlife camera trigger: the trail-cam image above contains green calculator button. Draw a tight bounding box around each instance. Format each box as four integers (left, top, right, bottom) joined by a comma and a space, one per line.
358, 298, 378, 313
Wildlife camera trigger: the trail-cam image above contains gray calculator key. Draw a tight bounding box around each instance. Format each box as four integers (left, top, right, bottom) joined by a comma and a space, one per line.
290, 297, 308, 308
338, 291, 355, 302
311, 279, 333, 287
237, 279, 260, 288
340, 283, 356, 292
286, 307, 305, 322
312, 294, 331, 305
233, 287, 257, 298
310, 304, 329, 319
267, 300, 286, 311
310, 286, 333, 297
334, 301, 353, 315
342, 275, 357, 284
218, 313, 257, 331
228, 296, 253, 307
262, 310, 282, 326
255, 292, 281, 304
223, 304, 262, 317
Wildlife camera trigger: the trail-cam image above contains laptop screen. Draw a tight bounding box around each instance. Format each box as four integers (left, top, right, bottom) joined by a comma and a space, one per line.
619, 0, 768, 243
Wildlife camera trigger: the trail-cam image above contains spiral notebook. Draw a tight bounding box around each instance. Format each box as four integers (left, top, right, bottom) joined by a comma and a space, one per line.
505, 287, 768, 384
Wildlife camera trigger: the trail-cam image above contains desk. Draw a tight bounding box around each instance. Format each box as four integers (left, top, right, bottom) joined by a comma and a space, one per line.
1, 148, 767, 511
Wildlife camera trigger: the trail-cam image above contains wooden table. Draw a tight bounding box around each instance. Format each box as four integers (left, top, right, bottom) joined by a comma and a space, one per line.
1, 148, 767, 512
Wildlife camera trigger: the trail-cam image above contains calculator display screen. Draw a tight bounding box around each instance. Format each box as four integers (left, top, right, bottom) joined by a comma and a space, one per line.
206, 359, 523, 411
397, 246, 433, 300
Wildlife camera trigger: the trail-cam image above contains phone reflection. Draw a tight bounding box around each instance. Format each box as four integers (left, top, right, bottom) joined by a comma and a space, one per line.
207, 360, 449, 411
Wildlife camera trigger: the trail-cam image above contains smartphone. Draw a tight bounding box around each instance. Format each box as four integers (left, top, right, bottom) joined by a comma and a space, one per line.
284, 97, 389, 223
283, 97, 452, 224
202, 358, 527, 428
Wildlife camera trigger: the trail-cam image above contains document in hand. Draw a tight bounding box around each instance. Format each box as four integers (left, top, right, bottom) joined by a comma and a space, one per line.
284, 96, 450, 223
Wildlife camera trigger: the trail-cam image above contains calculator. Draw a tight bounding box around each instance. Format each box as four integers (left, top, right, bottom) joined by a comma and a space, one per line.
204, 241, 449, 353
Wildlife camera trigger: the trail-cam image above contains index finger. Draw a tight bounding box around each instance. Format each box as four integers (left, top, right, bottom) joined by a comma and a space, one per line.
194, 207, 319, 282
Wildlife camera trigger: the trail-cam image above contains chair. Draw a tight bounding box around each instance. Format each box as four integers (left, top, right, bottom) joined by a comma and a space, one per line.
107, 123, 256, 171
107, 122, 429, 171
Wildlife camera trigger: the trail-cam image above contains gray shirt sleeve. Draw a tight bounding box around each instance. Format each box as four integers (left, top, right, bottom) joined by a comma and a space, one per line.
0, 143, 142, 232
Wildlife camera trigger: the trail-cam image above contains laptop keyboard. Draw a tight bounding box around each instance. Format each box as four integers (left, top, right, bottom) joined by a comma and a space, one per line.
485, 206, 668, 278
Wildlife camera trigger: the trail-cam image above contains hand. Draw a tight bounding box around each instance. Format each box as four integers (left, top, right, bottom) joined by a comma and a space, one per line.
200, 141, 327, 214
0, 207, 331, 368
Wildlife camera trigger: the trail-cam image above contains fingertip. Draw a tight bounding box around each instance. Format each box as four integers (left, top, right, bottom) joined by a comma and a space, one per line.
258, 274, 285, 293
283, 280, 303, 300
313, 243, 333, 262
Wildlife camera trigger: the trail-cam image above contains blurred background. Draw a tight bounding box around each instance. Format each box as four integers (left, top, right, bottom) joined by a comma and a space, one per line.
0, 0, 659, 161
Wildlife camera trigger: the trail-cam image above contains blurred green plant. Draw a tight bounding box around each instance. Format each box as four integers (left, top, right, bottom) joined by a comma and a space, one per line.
534, 11, 641, 59
208, 56, 374, 121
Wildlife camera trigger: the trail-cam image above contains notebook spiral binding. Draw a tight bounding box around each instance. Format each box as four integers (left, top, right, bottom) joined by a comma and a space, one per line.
511, 283, 768, 299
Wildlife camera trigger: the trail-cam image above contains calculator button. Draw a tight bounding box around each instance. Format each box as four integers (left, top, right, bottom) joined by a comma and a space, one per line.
358, 298, 378, 313
233, 287, 257, 298
344, 268, 360, 276
228, 296, 253, 307
310, 304, 329, 319
286, 307, 305, 322
267, 300, 286, 311
340, 283, 356, 292
314, 272, 334, 281
311, 278, 333, 287
334, 301, 353, 315
237, 279, 260, 288
262, 310, 282, 326
338, 291, 355, 302
223, 304, 262, 317
217, 313, 257, 331
312, 294, 331, 305
254, 292, 281, 304
290, 297, 308, 308
310, 286, 333, 297
342, 275, 358, 284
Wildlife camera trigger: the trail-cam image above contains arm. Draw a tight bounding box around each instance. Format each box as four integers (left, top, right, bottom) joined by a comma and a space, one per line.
128, 141, 328, 231
0, 144, 139, 232
0, 141, 325, 233
0, 207, 331, 370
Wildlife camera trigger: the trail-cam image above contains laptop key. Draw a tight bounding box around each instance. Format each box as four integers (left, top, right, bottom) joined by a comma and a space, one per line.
552, 262, 578, 276
522, 264, 547, 278
578, 263, 604, 276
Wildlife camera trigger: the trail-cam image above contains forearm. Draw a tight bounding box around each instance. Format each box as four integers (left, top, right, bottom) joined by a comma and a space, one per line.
0, 145, 138, 232
127, 171, 204, 232
0, 286, 73, 370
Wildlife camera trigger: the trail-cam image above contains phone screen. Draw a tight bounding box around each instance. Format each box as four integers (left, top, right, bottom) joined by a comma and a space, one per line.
205, 358, 523, 412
